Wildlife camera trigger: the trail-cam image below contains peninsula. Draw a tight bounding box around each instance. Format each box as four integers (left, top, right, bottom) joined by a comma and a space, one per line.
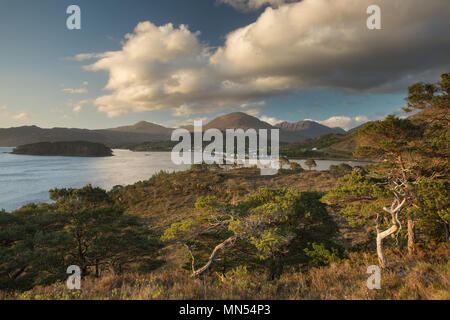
12, 141, 113, 157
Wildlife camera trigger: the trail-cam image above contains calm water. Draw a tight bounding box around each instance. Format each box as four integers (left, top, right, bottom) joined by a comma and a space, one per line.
0, 147, 369, 212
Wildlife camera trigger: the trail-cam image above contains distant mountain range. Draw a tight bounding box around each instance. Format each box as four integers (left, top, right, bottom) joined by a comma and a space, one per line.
0, 112, 360, 147
180, 112, 349, 143
0, 125, 171, 147
276, 120, 346, 137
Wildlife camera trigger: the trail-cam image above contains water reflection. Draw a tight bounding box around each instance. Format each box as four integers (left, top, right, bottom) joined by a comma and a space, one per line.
0, 147, 370, 212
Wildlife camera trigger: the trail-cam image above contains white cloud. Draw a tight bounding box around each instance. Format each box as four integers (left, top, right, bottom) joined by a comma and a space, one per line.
239, 101, 266, 117
73, 105, 83, 114
68, 53, 106, 61
218, 0, 295, 11
81, 0, 450, 118
259, 115, 285, 126
318, 115, 370, 130
245, 109, 261, 117
12, 112, 30, 120
240, 101, 266, 109
62, 87, 87, 94
72, 99, 90, 115
85, 22, 223, 118
0, 105, 7, 111
62, 82, 89, 94
162, 116, 209, 128
173, 104, 196, 117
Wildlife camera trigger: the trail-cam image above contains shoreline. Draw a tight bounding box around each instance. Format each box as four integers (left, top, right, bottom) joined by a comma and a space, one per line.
9, 152, 114, 158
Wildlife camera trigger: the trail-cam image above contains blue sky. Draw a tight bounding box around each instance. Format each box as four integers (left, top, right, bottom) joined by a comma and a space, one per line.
0, 0, 448, 130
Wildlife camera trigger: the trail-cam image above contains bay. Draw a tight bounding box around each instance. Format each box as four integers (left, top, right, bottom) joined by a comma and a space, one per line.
0, 147, 370, 212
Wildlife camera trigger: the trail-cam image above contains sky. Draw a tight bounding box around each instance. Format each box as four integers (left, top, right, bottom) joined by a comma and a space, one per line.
0, 0, 449, 131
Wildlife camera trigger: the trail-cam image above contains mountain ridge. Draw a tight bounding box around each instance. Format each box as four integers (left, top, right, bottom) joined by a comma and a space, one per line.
275, 120, 346, 137
0, 112, 356, 146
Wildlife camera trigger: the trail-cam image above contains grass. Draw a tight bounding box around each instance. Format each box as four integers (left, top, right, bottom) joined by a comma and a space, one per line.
2, 244, 447, 300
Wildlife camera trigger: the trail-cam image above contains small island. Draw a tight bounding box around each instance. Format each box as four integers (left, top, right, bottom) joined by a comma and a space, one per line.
12, 141, 113, 157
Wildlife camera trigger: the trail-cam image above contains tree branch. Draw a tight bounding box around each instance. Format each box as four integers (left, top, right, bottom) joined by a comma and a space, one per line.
190, 235, 239, 277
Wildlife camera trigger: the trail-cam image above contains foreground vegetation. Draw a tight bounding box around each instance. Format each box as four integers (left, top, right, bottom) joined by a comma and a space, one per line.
2, 244, 448, 300
0, 74, 448, 299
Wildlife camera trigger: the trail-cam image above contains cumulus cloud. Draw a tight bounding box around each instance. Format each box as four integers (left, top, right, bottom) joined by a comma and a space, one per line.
318, 115, 370, 130
0, 105, 7, 111
218, 0, 295, 11
12, 112, 29, 120
82, 0, 450, 117
259, 115, 285, 125
85, 22, 222, 117
211, 0, 450, 92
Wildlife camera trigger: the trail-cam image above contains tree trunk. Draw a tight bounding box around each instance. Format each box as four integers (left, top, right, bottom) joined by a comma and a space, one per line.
407, 218, 416, 255
445, 222, 450, 243
376, 199, 405, 269
190, 235, 238, 277
11, 265, 28, 280
95, 260, 99, 278
377, 223, 399, 269
76, 235, 87, 274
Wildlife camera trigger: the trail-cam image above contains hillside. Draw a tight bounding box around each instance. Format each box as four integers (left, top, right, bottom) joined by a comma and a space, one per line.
205, 112, 273, 131
112, 167, 340, 234
0, 125, 172, 147
106, 167, 348, 271
276, 120, 346, 138
11, 141, 113, 157
280, 133, 358, 159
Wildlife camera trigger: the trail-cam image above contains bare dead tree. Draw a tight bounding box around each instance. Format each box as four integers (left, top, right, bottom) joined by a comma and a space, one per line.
388, 165, 417, 256
376, 198, 406, 269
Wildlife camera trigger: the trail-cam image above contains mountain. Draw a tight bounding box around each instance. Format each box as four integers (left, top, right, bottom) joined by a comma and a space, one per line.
183, 112, 307, 143
205, 112, 274, 131
0, 123, 173, 147
183, 112, 274, 132
0, 112, 349, 146
276, 120, 346, 138
108, 121, 173, 135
